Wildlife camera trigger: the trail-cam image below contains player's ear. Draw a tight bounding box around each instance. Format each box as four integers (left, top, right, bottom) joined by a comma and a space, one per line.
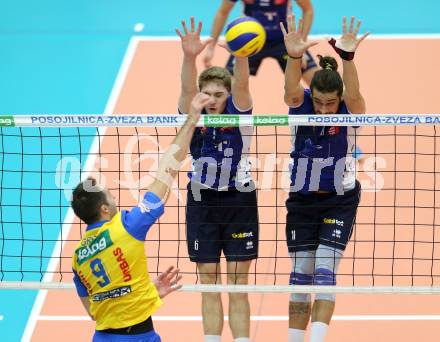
101, 203, 109, 214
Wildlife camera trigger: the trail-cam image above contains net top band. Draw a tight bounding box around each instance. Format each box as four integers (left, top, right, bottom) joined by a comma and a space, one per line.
2, 114, 440, 127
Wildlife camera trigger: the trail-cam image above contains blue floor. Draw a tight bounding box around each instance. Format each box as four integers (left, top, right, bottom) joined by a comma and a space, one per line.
0, 0, 439, 341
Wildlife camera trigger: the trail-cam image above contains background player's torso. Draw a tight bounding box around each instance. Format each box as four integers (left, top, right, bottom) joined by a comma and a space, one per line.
238, 0, 291, 41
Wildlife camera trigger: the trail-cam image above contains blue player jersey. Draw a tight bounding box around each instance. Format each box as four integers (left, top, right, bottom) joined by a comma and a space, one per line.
188, 96, 253, 189
230, 0, 291, 41
288, 89, 358, 194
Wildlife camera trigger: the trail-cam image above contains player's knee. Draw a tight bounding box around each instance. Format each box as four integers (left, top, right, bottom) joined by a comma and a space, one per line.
227, 260, 251, 285
227, 272, 248, 285
198, 267, 221, 284
289, 272, 313, 302
313, 267, 336, 302
202, 274, 220, 284
228, 268, 249, 303
290, 272, 313, 285
314, 267, 336, 286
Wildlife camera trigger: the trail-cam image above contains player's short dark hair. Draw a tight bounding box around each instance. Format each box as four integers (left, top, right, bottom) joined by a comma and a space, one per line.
71, 178, 108, 225
310, 55, 343, 97
198, 67, 232, 93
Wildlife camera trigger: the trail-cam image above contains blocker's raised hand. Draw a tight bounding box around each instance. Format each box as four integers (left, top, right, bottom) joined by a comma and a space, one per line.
332, 16, 369, 53
176, 17, 213, 57
280, 14, 318, 58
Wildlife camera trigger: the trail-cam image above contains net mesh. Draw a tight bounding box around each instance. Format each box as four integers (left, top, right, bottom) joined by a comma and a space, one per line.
1, 118, 440, 292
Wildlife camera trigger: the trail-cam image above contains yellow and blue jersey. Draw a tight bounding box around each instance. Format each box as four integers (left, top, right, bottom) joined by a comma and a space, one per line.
72, 192, 164, 331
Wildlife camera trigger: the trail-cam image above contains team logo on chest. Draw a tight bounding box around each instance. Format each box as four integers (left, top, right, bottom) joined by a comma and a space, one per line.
328, 127, 340, 135
76, 230, 113, 265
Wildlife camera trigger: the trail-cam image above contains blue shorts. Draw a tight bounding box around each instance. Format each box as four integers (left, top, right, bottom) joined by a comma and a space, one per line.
93, 330, 161, 342
226, 40, 316, 76
285, 180, 361, 252
186, 184, 259, 263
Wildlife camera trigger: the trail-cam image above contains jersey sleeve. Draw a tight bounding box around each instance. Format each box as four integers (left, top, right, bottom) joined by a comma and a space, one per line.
121, 191, 165, 241
288, 89, 313, 113
73, 269, 88, 298
227, 96, 253, 115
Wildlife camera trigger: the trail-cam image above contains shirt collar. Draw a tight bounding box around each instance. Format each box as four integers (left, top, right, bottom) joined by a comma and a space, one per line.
86, 220, 109, 232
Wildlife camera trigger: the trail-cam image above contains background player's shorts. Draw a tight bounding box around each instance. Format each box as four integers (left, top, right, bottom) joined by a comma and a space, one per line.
226, 40, 317, 76
186, 183, 259, 263
285, 180, 361, 252
93, 329, 161, 342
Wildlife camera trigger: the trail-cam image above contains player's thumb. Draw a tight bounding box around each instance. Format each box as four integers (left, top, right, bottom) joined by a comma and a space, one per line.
306, 41, 319, 49
202, 37, 214, 48
203, 54, 213, 68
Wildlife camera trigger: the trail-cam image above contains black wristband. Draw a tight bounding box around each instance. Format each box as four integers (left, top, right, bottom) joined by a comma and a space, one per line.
328, 38, 355, 61
288, 54, 303, 60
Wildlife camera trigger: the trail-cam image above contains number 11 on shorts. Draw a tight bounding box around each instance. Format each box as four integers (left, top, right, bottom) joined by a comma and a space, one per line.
291, 230, 296, 240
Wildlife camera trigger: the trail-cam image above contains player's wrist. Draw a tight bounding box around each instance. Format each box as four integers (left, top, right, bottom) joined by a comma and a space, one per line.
328, 38, 355, 61
235, 55, 248, 61
288, 54, 303, 60
186, 114, 200, 126
183, 54, 197, 62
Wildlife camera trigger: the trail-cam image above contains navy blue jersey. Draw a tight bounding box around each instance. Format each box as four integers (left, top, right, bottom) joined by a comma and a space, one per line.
288, 89, 358, 194
230, 0, 291, 41
188, 96, 253, 189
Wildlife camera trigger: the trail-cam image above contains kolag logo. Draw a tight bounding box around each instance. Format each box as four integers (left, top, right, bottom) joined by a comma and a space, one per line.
76, 230, 113, 265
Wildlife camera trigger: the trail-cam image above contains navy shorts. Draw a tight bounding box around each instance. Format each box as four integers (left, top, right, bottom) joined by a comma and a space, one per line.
285, 180, 361, 252
186, 184, 259, 263
226, 40, 316, 76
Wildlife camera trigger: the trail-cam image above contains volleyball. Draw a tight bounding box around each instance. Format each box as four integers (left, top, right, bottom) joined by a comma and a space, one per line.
225, 17, 266, 58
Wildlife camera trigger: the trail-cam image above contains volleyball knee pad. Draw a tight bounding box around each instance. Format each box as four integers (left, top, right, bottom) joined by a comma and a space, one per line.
289, 272, 313, 303
301, 50, 318, 73
314, 268, 336, 302
290, 272, 313, 285
313, 267, 336, 286
290, 292, 311, 303
315, 292, 336, 302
